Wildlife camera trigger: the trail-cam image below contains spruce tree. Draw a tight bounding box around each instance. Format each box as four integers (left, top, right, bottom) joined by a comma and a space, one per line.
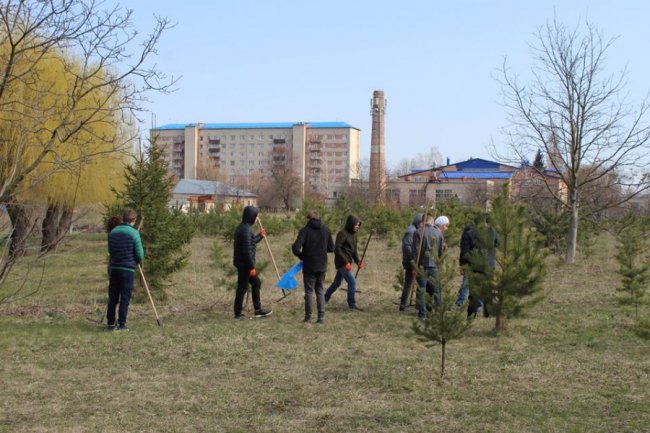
533, 149, 545, 171
615, 219, 650, 322
470, 186, 548, 331
412, 244, 472, 379
109, 139, 195, 294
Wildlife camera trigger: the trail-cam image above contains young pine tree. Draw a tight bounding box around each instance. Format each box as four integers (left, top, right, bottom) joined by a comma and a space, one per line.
110, 139, 195, 294
615, 220, 650, 322
470, 186, 548, 332
412, 247, 472, 379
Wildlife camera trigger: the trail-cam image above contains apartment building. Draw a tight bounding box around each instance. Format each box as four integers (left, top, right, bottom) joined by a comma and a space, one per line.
151, 122, 361, 200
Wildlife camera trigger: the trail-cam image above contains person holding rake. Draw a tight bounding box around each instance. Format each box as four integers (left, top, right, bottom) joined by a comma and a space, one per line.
324, 214, 364, 311
233, 205, 272, 320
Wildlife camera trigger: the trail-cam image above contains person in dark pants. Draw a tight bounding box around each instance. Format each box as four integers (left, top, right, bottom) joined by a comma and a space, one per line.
107, 208, 144, 331
412, 215, 449, 319
233, 205, 272, 319
325, 214, 364, 310
292, 210, 334, 324
455, 213, 498, 317
399, 213, 423, 312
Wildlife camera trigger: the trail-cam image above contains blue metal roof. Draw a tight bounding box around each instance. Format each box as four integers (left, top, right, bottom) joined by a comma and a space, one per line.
154, 122, 359, 130
439, 171, 513, 180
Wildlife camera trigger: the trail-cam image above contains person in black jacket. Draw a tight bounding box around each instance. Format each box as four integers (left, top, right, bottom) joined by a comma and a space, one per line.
399, 213, 423, 312
292, 210, 334, 324
324, 214, 363, 310
233, 205, 271, 319
455, 213, 498, 317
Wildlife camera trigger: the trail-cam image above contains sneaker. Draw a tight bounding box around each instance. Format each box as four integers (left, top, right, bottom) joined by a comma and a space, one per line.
349, 305, 364, 312
106, 324, 116, 332
303, 317, 311, 323
316, 317, 324, 324
234, 314, 245, 320
254, 309, 272, 318
116, 325, 129, 331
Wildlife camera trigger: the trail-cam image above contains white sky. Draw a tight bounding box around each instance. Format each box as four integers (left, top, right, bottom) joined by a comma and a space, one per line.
125, 0, 650, 168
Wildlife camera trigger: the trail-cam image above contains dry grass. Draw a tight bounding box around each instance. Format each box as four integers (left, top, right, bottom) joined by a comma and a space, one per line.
0, 231, 648, 433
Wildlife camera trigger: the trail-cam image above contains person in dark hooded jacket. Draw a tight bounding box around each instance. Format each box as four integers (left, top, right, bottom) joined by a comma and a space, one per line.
324, 214, 364, 310
292, 210, 334, 323
233, 205, 272, 319
398, 213, 423, 311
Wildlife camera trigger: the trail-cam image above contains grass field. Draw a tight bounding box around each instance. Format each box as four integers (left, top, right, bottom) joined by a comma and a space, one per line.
0, 230, 648, 433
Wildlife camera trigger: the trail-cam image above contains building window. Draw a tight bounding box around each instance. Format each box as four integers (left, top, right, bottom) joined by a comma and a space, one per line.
200, 136, 203, 141
230, 161, 235, 166
240, 135, 245, 140
436, 189, 453, 201
535, 178, 543, 185
231, 135, 236, 141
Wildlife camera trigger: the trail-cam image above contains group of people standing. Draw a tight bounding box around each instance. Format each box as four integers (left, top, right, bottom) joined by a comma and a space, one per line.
399, 211, 498, 319
104, 205, 497, 330
231, 205, 498, 325
233, 206, 364, 324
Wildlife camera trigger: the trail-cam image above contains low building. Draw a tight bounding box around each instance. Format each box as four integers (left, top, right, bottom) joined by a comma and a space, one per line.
171, 179, 257, 211
389, 158, 568, 209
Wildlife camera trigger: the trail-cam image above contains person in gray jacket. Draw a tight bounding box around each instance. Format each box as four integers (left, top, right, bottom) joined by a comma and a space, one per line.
399, 213, 423, 311
412, 215, 449, 318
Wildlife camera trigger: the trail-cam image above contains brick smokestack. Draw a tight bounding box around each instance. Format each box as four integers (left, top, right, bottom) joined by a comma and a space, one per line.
369, 90, 387, 203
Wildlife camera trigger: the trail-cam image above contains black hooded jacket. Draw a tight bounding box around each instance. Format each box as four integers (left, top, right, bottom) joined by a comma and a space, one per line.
292, 217, 334, 273
233, 206, 263, 270
333, 215, 361, 269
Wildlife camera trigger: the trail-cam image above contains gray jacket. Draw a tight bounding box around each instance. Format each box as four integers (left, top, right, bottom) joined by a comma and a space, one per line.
412, 223, 444, 268
401, 213, 423, 264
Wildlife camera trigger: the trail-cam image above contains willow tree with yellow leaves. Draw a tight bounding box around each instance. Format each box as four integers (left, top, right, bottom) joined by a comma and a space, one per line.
0, 0, 176, 291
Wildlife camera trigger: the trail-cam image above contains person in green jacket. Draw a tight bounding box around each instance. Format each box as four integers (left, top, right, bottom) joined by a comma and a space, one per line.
106, 208, 144, 331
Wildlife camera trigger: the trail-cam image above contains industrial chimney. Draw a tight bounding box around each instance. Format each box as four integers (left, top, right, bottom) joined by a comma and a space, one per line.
369, 90, 387, 203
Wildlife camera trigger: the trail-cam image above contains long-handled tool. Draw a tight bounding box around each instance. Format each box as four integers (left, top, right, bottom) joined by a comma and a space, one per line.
245, 218, 284, 310
343, 230, 374, 293
409, 206, 431, 306
138, 264, 162, 327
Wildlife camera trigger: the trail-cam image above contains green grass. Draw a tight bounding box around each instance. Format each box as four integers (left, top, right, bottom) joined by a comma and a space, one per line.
0, 231, 648, 432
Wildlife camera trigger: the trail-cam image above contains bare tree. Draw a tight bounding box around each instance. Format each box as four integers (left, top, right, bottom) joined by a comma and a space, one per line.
0, 0, 175, 205
0, 0, 175, 294
392, 147, 444, 177
498, 17, 650, 263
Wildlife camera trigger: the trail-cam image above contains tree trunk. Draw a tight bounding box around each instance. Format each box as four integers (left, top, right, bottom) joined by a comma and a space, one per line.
41, 203, 62, 253
57, 205, 73, 238
495, 311, 507, 332
7, 203, 33, 257
494, 295, 507, 332
440, 341, 446, 378
565, 196, 579, 264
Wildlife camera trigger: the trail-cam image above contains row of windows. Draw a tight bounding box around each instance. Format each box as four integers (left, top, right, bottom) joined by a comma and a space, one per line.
203, 134, 289, 142
308, 134, 348, 140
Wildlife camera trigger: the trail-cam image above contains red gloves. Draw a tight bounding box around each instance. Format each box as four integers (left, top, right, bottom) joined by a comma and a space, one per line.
249, 268, 257, 277
259, 229, 266, 237
358, 261, 364, 269
344, 263, 352, 271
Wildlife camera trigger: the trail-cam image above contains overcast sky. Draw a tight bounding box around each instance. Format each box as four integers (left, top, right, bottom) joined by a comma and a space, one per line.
125, 0, 650, 168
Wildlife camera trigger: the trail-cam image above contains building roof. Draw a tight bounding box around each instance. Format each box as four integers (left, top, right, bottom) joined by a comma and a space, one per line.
173, 179, 257, 198
439, 171, 513, 180
153, 122, 359, 131
399, 157, 518, 179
